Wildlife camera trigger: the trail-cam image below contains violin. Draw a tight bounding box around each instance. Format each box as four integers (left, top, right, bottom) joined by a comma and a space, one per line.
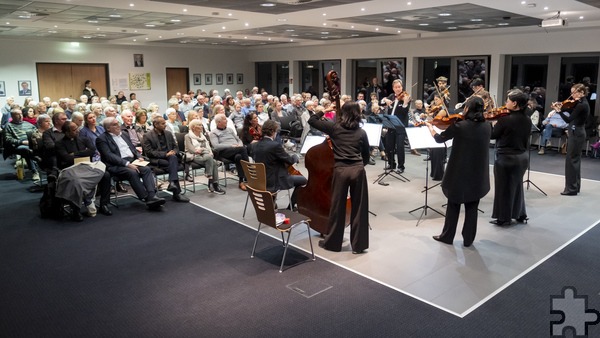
397, 91, 410, 102
426, 104, 442, 115
431, 113, 463, 130
484, 106, 510, 120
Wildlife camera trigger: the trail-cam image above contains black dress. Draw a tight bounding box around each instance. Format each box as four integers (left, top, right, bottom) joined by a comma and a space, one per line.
490, 109, 532, 222
558, 98, 589, 194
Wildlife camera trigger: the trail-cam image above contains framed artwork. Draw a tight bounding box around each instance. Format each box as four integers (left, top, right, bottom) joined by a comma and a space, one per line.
216, 73, 223, 85
133, 54, 144, 67
193, 73, 202, 85
205, 74, 212, 86
0, 81, 5, 97
226, 73, 234, 85
236, 73, 244, 84
18, 80, 32, 96
128, 73, 151, 90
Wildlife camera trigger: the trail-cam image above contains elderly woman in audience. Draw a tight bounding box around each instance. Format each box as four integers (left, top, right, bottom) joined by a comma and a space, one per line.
184, 119, 225, 194
229, 103, 244, 134
22, 97, 34, 109
71, 111, 84, 129
164, 108, 181, 138
30, 114, 52, 155
135, 109, 149, 143
255, 102, 269, 126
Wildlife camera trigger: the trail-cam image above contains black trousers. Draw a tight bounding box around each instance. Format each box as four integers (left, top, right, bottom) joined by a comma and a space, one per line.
384, 127, 406, 169
217, 146, 249, 182
438, 199, 480, 245
154, 155, 180, 182
430, 147, 446, 180
564, 126, 585, 193
492, 152, 528, 222
322, 164, 369, 252
108, 165, 157, 200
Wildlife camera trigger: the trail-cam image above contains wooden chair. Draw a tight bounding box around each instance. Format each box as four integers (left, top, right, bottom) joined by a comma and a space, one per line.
246, 185, 315, 272
240, 160, 292, 218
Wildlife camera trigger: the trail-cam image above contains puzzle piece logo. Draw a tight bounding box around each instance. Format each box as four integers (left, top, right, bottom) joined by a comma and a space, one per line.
551, 286, 600, 336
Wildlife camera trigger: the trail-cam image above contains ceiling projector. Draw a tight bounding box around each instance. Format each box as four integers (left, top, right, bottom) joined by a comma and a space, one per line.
541, 18, 566, 27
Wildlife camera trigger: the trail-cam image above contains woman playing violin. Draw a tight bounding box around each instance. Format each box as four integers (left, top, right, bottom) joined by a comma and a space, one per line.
425, 96, 491, 247
551, 83, 590, 196
381, 79, 411, 173
428, 94, 448, 181
489, 89, 531, 225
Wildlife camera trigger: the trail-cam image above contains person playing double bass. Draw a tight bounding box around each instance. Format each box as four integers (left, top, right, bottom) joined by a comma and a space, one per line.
308, 102, 370, 254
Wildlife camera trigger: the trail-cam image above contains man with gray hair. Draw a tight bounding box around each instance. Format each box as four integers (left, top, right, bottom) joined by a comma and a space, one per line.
96, 117, 166, 209
209, 114, 249, 190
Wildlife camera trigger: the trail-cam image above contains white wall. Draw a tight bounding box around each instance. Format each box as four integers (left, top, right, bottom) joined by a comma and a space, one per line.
0, 40, 254, 109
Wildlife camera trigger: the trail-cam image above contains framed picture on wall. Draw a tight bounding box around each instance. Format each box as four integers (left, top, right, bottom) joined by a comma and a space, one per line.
236, 73, 243, 84
18, 80, 32, 96
0, 81, 5, 97
216, 73, 223, 85
134, 54, 144, 67
205, 74, 212, 86
193, 73, 202, 85
226, 73, 234, 85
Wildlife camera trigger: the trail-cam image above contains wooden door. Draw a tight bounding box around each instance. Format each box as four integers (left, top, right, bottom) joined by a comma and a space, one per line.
37, 63, 108, 102
166, 68, 189, 100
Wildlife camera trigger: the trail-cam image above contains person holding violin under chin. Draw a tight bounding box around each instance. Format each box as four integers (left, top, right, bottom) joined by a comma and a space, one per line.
489, 89, 532, 226
425, 96, 491, 247
552, 83, 590, 196
427, 93, 449, 181
381, 79, 411, 173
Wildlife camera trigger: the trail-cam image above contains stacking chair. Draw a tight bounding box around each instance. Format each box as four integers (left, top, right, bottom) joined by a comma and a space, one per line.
240, 160, 291, 218
246, 185, 315, 272
175, 132, 207, 193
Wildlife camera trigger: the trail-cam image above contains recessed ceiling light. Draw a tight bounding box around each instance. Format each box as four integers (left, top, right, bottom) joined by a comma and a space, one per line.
133, 39, 136, 41
256, 32, 264, 35
448, 27, 457, 30
351, 25, 355, 29
277, 18, 287, 22
83, 36, 92, 39
285, 29, 294, 32
520, 1, 526, 4
268, 38, 271, 40
470, 18, 482, 22
222, 26, 226, 29
407, 2, 412, 5
321, 32, 329, 34
145, 37, 149, 40
322, 13, 326, 16
145, 24, 155, 27
88, 20, 98, 23
261, 3, 275, 7
159, 36, 162, 38
418, 23, 429, 26
322, 23, 327, 26
245, 23, 249, 26
321, 36, 328, 39
384, 19, 396, 22
134, 30, 138, 33
228, 13, 233, 16
48, 30, 57, 33
109, 14, 121, 18
197, 39, 205, 41
351, 34, 359, 37
70, 42, 79, 47
544, 6, 549, 10
361, 8, 365, 11
183, 9, 187, 12
375, 27, 379, 31
498, 22, 509, 26
438, 13, 451, 16
290, 34, 298, 37
129, 3, 134, 7
580, 16, 584, 19
290, 39, 294, 42
443, 21, 455, 24
171, 19, 181, 22
397, 30, 401, 33
202, 29, 206, 32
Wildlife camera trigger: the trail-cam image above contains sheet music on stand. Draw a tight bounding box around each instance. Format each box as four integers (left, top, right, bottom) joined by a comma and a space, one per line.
361, 123, 383, 147
405, 126, 452, 149
300, 135, 327, 154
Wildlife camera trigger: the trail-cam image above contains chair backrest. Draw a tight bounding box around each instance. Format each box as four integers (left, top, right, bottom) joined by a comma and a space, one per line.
246, 185, 277, 228
175, 132, 186, 152
240, 160, 268, 191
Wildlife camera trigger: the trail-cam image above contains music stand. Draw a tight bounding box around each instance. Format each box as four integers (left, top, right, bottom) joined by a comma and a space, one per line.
406, 127, 449, 226
524, 124, 547, 195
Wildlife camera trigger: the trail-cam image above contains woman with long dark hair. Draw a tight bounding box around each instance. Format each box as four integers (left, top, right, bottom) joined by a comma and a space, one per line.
308, 102, 371, 254
490, 89, 532, 225
426, 96, 491, 246
552, 83, 590, 196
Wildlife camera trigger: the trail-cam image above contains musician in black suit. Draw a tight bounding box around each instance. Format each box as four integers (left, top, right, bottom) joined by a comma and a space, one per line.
82, 80, 98, 100
381, 79, 410, 173
253, 120, 307, 210
96, 117, 166, 209
142, 117, 189, 203
425, 96, 491, 247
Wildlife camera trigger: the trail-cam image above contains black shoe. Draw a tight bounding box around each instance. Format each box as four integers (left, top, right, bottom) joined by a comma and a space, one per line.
167, 182, 179, 193
71, 211, 84, 222
463, 242, 473, 248
318, 239, 325, 248
172, 193, 190, 202
395, 168, 404, 174
185, 174, 194, 183
116, 182, 127, 193
99, 204, 112, 216
210, 184, 226, 195
560, 191, 577, 196
432, 235, 453, 245
516, 216, 529, 223
489, 219, 512, 226
352, 249, 366, 254
146, 195, 166, 209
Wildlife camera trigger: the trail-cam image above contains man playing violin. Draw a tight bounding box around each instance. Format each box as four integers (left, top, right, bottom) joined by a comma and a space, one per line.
382, 79, 411, 173
427, 76, 450, 107
470, 78, 495, 112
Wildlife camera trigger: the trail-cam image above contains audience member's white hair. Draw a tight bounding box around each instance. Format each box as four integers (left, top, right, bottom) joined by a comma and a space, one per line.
168, 98, 179, 108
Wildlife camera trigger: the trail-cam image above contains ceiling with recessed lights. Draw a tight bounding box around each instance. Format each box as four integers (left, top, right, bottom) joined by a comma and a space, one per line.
0, 0, 598, 47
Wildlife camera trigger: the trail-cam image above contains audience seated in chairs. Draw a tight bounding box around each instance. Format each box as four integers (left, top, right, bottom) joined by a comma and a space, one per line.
184, 119, 225, 194
96, 117, 166, 210
538, 110, 568, 155
3, 108, 39, 181
120, 109, 143, 153
142, 116, 189, 203
253, 120, 307, 210
41, 110, 68, 170
240, 112, 262, 156
55, 121, 112, 221
209, 114, 249, 191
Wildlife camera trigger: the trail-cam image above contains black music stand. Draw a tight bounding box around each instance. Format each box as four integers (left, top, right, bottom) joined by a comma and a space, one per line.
524, 125, 547, 195
409, 147, 445, 226
372, 126, 409, 186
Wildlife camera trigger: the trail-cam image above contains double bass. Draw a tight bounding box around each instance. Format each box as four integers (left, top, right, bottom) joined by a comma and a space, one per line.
296, 70, 351, 235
